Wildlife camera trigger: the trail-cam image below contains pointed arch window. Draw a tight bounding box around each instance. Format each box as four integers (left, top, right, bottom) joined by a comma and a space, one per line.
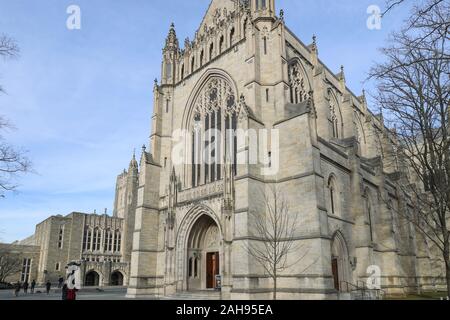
191, 56, 195, 72
230, 28, 235, 46
329, 91, 342, 139
180, 64, 184, 80
200, 50, 204, 67
209, 43, 214, 60
190, 77, 238, 188
288, 61, 310, 104
328, 176, 340, 216
189, 257, 193, 277
219, 36, 224, 54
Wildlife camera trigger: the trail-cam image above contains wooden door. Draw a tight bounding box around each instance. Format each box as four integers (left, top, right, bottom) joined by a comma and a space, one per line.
332, 258, 340, 291
206, 252, 220, 289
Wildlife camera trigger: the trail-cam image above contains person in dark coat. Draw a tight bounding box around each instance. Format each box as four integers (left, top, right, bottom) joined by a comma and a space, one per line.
58, 277, 64, 288
23, 281, 29, 294
45, 280, 51, 295
62, 284, 68, 300
14, 281, 21, 297
30, 280, 36, 294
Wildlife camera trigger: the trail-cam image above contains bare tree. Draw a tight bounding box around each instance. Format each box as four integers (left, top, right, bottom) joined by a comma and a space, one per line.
369, 0, 450, 297
382, 0, 449, 64
0, 34, 30, 197
0, 34, 20, 94
0, 245, 22, 283
243, 185, 313, 300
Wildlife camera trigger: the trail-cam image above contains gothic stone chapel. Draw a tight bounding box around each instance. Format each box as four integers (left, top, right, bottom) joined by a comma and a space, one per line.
121, 0, 445, 299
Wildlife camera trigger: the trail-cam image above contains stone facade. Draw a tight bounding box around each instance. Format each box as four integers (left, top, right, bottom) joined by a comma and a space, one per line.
2, 211, 132, 287
125, 0, 446, 299
1, 0, 446, 299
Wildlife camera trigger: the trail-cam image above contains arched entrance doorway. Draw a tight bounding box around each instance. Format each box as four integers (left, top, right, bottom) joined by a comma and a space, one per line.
186, 214, 221, 291
110, 271, 124, 286
84, 271, 100, 287
331, 232, 351, 291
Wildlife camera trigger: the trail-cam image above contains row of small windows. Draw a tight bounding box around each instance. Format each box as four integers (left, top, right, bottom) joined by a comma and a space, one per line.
58, 226, 64, 249
82, 227, 121, 253
83, 256, 121, 263
180, 28, 238, 82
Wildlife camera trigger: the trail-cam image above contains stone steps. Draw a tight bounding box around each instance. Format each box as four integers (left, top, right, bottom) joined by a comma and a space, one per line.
164, 290, 221, 300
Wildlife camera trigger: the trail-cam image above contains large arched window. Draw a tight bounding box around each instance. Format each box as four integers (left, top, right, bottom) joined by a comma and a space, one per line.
288, 60, 310, 104
189, 76, 238, 188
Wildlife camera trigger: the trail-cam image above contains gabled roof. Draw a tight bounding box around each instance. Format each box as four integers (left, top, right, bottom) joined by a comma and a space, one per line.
195, 0, 236, 40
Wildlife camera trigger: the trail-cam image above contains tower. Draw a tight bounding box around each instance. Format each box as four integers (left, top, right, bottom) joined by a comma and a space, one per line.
161, 23, 179, 86
121, 152, 139, 263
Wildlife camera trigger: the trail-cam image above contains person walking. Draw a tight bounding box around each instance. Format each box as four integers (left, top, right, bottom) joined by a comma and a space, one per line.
45, 280, 51, 295
61, 284, 68, 300
30, 280, 36, 294
14, 281, 21, 297
58, 277, 64, 289
23, 281, 29, 294
66, 287, 78, 301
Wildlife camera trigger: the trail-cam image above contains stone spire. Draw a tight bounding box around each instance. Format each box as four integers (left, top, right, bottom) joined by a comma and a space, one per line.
338, 65, 346, 92
164, 22, 179, 52
311, 35, 319, 66
129, 149, 138, 170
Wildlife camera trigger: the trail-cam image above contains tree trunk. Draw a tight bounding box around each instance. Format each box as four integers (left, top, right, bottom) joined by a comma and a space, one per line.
445, 261, 450, 299
273, 275, 277, 300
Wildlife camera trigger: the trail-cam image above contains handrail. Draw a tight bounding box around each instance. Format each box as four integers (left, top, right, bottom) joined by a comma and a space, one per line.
339, 281, 386, 300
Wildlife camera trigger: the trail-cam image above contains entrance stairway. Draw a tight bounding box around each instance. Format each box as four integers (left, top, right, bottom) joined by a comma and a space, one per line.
164, 290, 221, 300
339, 281, 385, 300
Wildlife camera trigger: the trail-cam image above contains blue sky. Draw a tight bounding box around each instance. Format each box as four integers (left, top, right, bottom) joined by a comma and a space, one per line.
0, 0, 411, 242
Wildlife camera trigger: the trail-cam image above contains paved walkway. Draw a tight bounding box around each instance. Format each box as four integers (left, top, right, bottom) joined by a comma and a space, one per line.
0, 287, 132, 300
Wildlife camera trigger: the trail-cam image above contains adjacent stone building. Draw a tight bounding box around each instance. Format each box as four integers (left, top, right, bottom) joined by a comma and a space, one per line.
2, 211, 131, 286
124, 0, 446, 299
